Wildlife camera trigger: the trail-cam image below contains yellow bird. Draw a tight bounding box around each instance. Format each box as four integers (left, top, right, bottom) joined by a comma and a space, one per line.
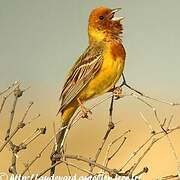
56, 6, 126, 153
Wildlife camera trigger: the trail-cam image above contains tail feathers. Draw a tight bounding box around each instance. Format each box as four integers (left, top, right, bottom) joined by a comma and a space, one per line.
51, 120, 68, 158
50, 102, 78, 175
56, 121, 68, 153
55, 103, 79, 152
50, 121, 68, 176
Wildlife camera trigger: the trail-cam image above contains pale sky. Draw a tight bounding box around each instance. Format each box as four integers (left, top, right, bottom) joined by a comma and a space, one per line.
0, 0, 180, 100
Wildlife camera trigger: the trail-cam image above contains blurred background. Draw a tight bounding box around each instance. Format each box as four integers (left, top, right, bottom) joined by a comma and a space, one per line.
0, 0, 180, 179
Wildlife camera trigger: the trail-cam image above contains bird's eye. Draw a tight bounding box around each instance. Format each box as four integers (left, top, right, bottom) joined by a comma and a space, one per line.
99, 16, 104, 20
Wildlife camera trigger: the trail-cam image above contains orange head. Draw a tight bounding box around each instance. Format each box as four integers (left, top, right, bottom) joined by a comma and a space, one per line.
88, 6, 124, 42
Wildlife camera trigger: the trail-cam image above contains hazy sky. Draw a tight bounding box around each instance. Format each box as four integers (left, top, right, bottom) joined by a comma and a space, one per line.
0, 0, 180, 99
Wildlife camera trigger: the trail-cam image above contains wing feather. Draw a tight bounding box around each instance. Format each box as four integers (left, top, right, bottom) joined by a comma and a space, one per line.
58, 45, 103, 113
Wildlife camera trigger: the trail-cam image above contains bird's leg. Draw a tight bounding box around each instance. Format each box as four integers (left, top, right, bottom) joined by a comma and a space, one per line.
77, 98, 92, 119
108, 85, 123, 100
113, 86, 123, 100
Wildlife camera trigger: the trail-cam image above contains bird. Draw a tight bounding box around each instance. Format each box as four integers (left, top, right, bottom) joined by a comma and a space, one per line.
53, 6, 126, 158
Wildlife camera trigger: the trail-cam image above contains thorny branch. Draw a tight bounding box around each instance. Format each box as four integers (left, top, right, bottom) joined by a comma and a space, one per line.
38, 123, 179, 178
0, 78, 180, 179
0, 83, 45, 175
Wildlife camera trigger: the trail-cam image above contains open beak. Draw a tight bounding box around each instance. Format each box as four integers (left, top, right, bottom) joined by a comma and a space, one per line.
110, 8, 124, 21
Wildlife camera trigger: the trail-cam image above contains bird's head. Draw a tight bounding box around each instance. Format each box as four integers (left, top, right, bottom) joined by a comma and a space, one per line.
88, 6, 124, 43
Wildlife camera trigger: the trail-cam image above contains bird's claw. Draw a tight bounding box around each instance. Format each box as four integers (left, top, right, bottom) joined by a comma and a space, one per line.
113, 87, 123, 100
77, 98, 92, 119
81, 107, 92, 119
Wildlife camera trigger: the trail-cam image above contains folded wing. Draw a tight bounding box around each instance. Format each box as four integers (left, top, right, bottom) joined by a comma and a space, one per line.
58, 45, 103, 114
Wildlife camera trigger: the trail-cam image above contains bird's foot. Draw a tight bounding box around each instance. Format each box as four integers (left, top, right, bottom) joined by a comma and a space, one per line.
113, 87, 124, 100
81, 106, 92, 119
77, 98, 92, 119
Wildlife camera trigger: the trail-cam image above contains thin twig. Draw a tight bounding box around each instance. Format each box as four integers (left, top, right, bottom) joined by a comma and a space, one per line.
105, 137, 127, 168
134, 167, 148, 178
165, 134, 180, 177
8, 127, 46, 175
0, 81, 20, 96
20, 127, 46, 148
39, 154, 127, 178
103, 130, 130, 168
5, 87, 21, 140
161, 174, 179, 180
62, 160, 95, 175
21, 101, 34, 122
37, 161, 63, 178
0, 89, 16, 115
53, 122, 58, 152
49, 94, 117, 174
121, 74, 180, 106
90, 95, 115, 172
26, 114, 41, 125
126, 138, 158, 177
21, 126, 68, 175
166, 115, 174, 130
140, 112, 155, 134
0, 102, 34, 152
0, 121, 25, 152
64, 162, 72, 176
124, 127, 180, 177
120, 127, 180, 170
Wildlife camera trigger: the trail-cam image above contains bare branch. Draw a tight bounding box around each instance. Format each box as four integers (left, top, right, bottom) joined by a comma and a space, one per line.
140, 112, 155, 134
134, 167, 148, 178
5, 86, 22, 140
90, 95, 115, 172
53, 122, 58, 152
0, 81, 20, 96
20, 127, 46, 148
166, 114, 174, 130
103, 130, 130, 168
21, 101, 34, 122
121, 74, 180, 106
0, 87, 17, 115
62, 160, 95, 175
0, 101, 34, 152
0, 121, 26, 152
64, 154, 126, 177
120, 127, 180, 170
105, 137, 127, 168
21, 126, 68, 175
64, 162, 72, 176
161, 174, 179, 180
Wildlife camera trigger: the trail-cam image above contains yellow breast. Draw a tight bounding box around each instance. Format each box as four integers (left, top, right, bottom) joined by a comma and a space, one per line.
79, 43, 125, 100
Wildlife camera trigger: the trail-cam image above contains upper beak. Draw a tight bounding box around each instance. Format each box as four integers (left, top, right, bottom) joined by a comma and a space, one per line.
110, 8, 124, 21
111, 8, 122, 14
